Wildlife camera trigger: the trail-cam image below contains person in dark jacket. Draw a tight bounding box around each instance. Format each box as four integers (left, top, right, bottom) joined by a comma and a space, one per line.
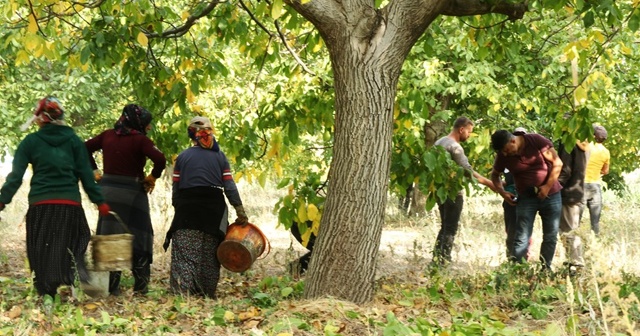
85, 104, 167, 295
163, 116, 248, 298
558, 138, 588, 270
0, 97, 111, 297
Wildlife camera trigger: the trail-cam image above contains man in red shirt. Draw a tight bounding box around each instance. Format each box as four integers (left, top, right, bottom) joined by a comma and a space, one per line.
490, 129, 563, 270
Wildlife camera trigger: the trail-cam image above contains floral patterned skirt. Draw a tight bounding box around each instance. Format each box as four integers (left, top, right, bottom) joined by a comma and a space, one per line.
169, 229, 222, 298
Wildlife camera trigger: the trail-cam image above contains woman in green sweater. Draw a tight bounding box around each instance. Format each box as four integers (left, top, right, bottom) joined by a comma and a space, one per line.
0, 97, 111, 297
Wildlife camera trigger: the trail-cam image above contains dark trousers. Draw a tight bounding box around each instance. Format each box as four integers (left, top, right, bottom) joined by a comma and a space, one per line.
433, 194, 464, 264
503, 201, 517, 257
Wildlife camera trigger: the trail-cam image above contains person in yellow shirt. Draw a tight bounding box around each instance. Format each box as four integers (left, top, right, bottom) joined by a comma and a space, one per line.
581, 125, 610, 235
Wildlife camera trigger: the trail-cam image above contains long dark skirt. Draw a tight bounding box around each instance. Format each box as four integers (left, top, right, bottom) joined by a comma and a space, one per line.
97, 175, 153, 293
170, 229, 222, 298
26, 204, 91, 296
97, 175, 153, 262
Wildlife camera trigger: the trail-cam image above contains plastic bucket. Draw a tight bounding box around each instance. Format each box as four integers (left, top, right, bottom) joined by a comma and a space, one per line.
91, 211, 133, 271
217, 223, 270, 273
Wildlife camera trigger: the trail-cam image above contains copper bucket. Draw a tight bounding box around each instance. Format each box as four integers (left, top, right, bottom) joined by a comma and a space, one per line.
217, 223, 270, 273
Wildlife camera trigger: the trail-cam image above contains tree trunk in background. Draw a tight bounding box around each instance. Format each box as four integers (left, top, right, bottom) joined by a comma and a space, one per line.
404, 94, 451, 217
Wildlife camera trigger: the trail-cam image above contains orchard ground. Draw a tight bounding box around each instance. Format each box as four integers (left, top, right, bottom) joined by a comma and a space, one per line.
1, 172, 639, 335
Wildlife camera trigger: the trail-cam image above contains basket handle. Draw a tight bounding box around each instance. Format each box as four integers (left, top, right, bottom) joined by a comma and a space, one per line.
107, 211, 131, 234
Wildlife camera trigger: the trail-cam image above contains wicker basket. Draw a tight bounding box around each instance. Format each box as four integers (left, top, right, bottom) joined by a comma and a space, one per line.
91, 211, 133, 271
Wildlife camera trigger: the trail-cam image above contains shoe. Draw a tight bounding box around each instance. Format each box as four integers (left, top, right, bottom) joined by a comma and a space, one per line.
568, 264, 583, 277
133, 289, 148, 296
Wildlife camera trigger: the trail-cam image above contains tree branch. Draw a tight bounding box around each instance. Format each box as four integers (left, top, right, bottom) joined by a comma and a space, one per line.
440, 0, 528, 21
274, 21, 316, 76
147, 0, 221, 39
238, 0, 274, 37
26, 0, 46, 36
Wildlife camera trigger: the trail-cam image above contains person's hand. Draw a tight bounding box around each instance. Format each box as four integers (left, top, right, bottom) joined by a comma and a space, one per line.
537, 185, 551, 199
143, 175, 156, 194
93, 169, 102, 182
233, 204, 249, 226
501, 192, 517, 206
98, 203, 111, 217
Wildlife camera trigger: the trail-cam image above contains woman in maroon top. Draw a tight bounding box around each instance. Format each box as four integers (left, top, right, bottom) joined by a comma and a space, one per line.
85, 104, 166, 295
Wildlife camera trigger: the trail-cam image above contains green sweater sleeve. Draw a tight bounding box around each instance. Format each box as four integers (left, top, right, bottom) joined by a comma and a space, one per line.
73, 135, 105, 205
0, 137, 30, 205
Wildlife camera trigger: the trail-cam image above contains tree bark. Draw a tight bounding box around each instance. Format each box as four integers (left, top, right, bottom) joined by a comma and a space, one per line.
286, 0, 529, 304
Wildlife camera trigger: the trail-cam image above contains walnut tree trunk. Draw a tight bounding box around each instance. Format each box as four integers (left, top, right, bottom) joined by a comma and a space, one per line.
286, 0, 527, 304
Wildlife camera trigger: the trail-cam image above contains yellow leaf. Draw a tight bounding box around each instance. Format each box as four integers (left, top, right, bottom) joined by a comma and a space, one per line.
271, 0, 284, 19
84, 303, 99, 310
28, 14, 38, 33
591, 30, 605, 43
180, 59, 194, 71
312, 38, 323, 53
234, 171, 243, 181
311, 219, 320, 236
493, 104, 501, 111
223, 310, 235, 321
307, 204, 319, 221
574, 85, 588, 105
277, 333, 293, 336
620, 43, 632, 55
186, 88, 195, 103
238, 310, 255, 321
137, 32, 148, 47
24, 34, 41, 52
297, 202, 308, 223
274, 161, 283, 177
301, 229, 312, 247
181, 11, 190, 20
15, 50, 30, 66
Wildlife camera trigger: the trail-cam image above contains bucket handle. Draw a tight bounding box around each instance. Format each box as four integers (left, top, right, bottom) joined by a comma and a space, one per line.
106, 211, 131, 234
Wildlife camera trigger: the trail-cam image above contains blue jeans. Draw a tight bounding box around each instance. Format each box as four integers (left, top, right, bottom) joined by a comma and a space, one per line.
580, 183, 603, 234
510, 192, 561, 269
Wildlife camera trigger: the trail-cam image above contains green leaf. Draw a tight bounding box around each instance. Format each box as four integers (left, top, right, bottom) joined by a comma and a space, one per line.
287, 119, 299, 144
271, 0, 284, 20
276, 177, 291, 189
281, 287, 294, 297
583, 11, 595, 28
628, 10, 640, 32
